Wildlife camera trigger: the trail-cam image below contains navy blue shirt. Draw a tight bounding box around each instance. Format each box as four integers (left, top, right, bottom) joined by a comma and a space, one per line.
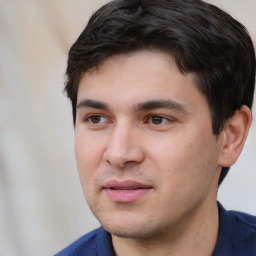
55, 203, 256, 255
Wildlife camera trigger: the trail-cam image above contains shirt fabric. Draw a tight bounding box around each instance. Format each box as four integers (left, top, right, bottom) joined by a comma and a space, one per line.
54, 202, 256, 255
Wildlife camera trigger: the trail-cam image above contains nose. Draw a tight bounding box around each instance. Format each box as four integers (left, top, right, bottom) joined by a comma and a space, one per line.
103, 123, 145, 168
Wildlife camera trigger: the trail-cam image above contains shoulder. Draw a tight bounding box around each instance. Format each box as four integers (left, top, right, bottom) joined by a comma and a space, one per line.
226, 206, 256, 242
229, 209, 256, 229
228, 209, 256, 253
54, 226, 113, 256
214, 202, 256, 256
54, 228, 99, 256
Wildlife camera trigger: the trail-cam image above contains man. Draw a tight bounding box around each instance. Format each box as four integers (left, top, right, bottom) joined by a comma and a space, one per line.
55, 0, 256, 255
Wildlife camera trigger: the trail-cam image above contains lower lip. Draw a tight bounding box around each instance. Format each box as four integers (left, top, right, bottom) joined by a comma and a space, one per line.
104, 188, 152, 202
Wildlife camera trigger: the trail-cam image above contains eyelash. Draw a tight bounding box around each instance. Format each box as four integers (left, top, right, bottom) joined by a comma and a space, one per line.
83, 114, 174, 128
147, 115, 170, 125
85, 115, 108, 124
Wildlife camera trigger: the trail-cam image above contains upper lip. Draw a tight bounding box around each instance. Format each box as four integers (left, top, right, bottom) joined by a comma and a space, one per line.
103, 180, 152, 190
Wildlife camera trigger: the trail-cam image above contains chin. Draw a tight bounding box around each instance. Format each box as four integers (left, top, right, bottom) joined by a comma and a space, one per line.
91, 203, 168, 239
105, 225, 152, 239
100, 214, 166, 240
98, 213, 143, 237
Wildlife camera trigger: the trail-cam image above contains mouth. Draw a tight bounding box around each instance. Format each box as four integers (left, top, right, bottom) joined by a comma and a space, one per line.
103, 180, 153, 202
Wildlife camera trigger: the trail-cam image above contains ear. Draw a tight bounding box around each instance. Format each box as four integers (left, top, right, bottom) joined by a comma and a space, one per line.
218, 105, 252, 167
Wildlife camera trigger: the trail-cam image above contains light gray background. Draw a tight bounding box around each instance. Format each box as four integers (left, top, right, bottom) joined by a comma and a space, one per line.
0, 1, 255, 255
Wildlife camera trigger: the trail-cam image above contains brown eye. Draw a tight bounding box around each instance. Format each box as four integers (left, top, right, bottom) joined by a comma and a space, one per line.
87, 115, 106, 124
149, 116, 167, 125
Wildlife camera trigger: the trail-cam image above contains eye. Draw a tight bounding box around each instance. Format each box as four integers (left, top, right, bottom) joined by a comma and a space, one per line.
148, 115, 169, 125
86, 115, 108, 124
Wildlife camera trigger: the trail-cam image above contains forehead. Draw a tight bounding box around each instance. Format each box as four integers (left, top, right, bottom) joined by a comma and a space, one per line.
77, 50, 207, 111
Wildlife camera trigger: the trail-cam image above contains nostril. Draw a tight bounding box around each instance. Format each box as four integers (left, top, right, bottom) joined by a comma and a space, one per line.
103, 132, 145, 167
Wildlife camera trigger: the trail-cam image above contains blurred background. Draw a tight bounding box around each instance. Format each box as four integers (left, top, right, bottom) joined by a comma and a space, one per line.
0, 0, 255, 255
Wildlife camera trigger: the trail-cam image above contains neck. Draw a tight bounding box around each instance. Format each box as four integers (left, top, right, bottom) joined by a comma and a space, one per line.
111, 200, 219, 256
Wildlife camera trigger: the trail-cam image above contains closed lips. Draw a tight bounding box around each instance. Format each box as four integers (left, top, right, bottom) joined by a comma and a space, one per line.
104, 180, 152, 190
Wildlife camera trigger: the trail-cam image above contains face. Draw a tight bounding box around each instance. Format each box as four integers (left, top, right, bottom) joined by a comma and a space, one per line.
75, 50, 224, 239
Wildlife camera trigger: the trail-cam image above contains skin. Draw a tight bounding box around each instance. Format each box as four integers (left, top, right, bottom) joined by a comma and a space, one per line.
74, 50, 251, 255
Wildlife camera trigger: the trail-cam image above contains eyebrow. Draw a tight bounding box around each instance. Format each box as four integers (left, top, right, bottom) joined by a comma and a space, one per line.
134, 99, 189, 114
76, 99, 109, 110
76, 98, 189, 115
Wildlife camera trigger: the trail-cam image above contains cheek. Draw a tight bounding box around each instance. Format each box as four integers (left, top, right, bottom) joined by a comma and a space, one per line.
151, 130, 219, 183
152, 135, 220, 216
75, 130, 105, 161
74, 136, 102, 205
74, 133, 103, 182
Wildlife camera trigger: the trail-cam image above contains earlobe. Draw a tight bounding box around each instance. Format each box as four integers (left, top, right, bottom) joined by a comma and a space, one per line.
218, 105, 251, 167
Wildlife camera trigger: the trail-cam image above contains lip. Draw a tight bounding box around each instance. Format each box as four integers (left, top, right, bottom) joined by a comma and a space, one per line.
103, 180, 153, 203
